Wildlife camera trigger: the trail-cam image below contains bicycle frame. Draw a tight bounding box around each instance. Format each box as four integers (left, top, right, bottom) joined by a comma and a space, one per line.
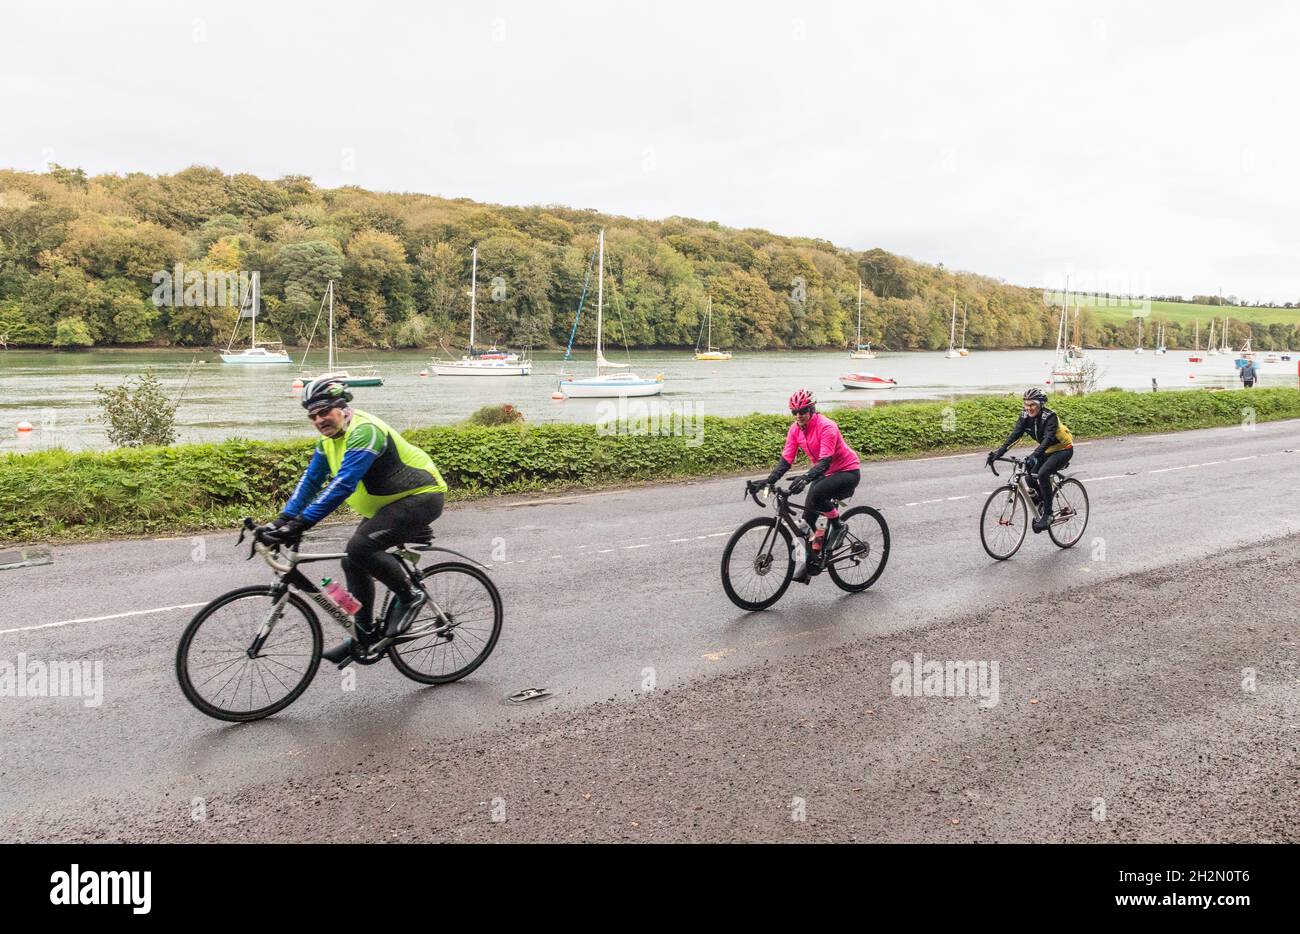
989, 455, 1067, 504
239, 519, 490, 657
745, 479, 859, 569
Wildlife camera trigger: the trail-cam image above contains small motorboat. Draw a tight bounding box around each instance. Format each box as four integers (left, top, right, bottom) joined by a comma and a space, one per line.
840, 372, 898, 390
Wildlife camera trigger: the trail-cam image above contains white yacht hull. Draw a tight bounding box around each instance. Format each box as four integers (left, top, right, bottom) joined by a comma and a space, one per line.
559, 375, 663, 398
431, 360, 532, 376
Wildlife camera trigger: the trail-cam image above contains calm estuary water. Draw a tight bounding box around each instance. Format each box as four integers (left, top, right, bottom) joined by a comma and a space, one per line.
2, 346, 1294, 453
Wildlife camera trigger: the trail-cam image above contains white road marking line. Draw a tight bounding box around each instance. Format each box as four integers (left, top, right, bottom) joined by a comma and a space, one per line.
1231, 455, 1258, 461
624, 544, 652, 550
2, 602, 207, 637
1088, 475, 1126, 482
946, 495, 968, 501
1149, 466, 1186, 473
670, 538, 691, 543
706, 532, 728, 538
597, 548, 615, 553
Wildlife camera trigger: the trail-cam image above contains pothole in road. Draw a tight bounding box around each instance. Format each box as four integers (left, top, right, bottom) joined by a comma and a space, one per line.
503, 687, 554, 706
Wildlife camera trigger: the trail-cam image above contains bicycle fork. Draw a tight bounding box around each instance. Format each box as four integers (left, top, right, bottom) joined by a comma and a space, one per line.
247, 586, 291, 658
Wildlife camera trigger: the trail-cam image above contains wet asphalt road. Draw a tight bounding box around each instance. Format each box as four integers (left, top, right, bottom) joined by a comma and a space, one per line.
1, 417, 1298, 841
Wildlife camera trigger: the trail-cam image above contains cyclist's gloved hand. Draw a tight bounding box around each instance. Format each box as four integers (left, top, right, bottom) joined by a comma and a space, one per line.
257, 516, 310, 546
788, 476, 808, 495
1024, 454, 1040, 471
985, 451, 998, 466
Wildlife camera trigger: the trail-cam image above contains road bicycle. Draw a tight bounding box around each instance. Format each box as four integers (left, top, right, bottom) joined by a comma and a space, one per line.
979, 456, 1089, 560
720, 477, 889, 611
176, 518, 503, 722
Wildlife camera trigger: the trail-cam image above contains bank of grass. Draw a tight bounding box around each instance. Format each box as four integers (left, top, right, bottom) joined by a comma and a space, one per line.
3, 387, 1298, 545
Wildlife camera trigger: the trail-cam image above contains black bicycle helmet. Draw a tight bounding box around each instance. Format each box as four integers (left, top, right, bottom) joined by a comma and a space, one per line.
1022, 387, 1047, 405
302, 373, 353, 413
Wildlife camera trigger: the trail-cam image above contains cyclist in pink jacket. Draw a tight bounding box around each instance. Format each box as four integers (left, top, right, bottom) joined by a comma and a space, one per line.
758, 389, 862, 562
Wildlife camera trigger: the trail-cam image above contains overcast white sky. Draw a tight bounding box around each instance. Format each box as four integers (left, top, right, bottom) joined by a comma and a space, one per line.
2, 1, 1297, 302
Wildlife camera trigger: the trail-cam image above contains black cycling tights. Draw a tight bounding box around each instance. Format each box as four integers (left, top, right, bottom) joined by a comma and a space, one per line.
341, 492, 443, 629
1032, 449, 1072, 516
802, 470, 860, 528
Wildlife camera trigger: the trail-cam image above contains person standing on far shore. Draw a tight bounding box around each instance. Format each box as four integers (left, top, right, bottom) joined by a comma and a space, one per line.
1240, 359, 1258, 388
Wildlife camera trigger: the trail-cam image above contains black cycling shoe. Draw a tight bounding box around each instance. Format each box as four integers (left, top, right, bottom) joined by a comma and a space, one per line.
384, 589, 428, 638
1031, 514, 1051, 534
322, 622, 378, 666
322, 639, 355, 664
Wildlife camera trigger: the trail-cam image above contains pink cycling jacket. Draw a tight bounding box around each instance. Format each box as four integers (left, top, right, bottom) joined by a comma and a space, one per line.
782, 413, 861, 475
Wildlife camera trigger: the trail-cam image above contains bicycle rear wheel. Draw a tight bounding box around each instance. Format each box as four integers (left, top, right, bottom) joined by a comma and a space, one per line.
1048, 478, 1090, 548
721, 517, 795, 611
387, 563, 503, 685
980, 486, 1029, 561
826, 506, 890, 592
176, 586, 322, 722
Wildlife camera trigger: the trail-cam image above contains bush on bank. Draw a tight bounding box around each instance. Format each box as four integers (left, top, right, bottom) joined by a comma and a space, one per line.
2, 387, 1297, 544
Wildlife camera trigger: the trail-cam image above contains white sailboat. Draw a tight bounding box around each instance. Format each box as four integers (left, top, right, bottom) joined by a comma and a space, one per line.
694, 297, 731, 361
222, 274, 291, 364
957, 302, 970, 355
297, 281, 383, 387
1134, 315, 1145, 354
1207, 319, 1219, 356
559, 229, 664, 398
849, 280, 876, 359
1050, 309, 1084, 384
1221, 316, 1233, 354
944, 294, 961, 358
1155, 323, 1167, 354
431, 246, 532, 377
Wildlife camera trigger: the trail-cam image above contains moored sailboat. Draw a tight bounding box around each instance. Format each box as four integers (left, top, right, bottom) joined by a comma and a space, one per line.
558, 229, 664, 398
431, 246, 532, 377
222, 274, 291, 364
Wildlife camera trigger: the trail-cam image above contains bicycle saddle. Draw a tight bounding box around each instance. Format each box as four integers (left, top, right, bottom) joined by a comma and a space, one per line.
404, 526, 436, 551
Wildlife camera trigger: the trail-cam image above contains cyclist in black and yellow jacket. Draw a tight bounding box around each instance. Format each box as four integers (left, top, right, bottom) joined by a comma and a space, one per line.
987, 387, 1074, 534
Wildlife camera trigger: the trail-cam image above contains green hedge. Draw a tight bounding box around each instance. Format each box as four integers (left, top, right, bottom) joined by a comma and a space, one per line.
3, 387, 1297, 544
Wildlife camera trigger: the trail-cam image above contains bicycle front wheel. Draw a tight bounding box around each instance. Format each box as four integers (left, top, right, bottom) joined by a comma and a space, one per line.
721, 517, 795, 611
388, 563, 503, 685
1048, 478, 1090, 549
176, 586, 322, 722
826, 506, 890, 592
980, 486, 1029, 561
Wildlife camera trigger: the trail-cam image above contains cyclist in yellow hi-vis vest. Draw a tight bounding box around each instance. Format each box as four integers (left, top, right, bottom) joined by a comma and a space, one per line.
987, 387, 1074, 534
256, 375, 448, 663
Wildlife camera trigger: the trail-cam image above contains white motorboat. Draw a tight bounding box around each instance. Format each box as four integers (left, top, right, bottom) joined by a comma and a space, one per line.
840, 372, 897, 390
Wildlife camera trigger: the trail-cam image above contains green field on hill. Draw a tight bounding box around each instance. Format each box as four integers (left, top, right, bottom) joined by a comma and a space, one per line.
1045, 293, 1300, 327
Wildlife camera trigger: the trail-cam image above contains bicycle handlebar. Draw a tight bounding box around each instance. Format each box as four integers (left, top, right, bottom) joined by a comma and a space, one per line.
986, 455, 1027, 478
238, 516, 295, 573
744, 476, 808, 508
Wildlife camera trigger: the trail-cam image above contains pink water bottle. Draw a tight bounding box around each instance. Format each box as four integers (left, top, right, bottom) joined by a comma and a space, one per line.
322, 578, 362, 615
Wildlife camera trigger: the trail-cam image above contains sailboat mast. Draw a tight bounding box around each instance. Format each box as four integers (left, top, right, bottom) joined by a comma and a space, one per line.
327, 280, 335, 370
596, 229, 604, 365
857, 279, 863, 344
469, 247, 477, 350
949, 294, 957, 348
706, 296, 712, 350
250, 274, 257, 347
